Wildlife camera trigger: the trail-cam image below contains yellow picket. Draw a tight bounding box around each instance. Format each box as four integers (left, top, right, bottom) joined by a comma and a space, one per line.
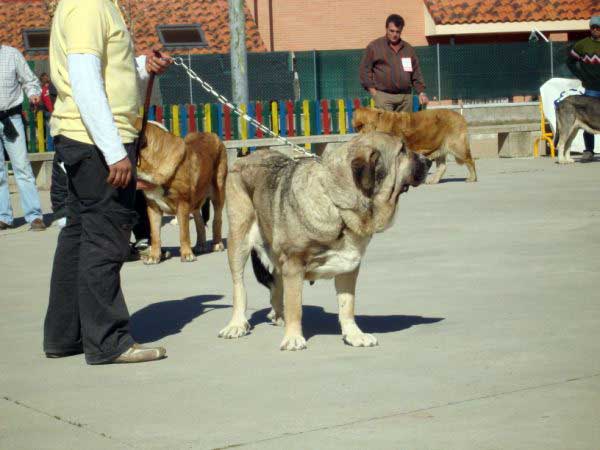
36, 111, 45, 152
338, 99, 346, 135
204, 104, 212, 132
172, 105, 180, 136
240, 103, 248, 155
271, 101, 279, 135
302, 99, 311, 150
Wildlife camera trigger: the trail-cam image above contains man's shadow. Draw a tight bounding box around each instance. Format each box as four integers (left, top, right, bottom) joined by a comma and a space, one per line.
249, 305, 444, 340
130, 294, 226, 343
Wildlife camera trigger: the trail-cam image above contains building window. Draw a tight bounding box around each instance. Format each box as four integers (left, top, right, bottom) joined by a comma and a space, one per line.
23, 29, 50, 52
157, 24, 207, 48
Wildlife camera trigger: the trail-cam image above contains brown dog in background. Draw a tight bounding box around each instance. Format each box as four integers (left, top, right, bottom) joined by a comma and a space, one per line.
352, 107, 477, 184
136, 120, 227, 263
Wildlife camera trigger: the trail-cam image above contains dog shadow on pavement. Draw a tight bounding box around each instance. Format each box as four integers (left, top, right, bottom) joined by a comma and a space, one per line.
437, 177, 467, 184
249, 305, 444, 340
161, 238, 228, 257
131, 294, 226, 343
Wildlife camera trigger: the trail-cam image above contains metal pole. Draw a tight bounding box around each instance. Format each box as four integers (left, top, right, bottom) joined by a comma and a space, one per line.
291, 51, 300, 101
268, 0, 274, 52
188, 52, 193, 104
313, 50, 318, 100
550, 41, 554, 79
229, 0, 249, 106
436, 43, 442, 101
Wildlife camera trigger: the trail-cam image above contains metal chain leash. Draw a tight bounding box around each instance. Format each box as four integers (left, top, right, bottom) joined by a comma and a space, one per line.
172, 57, 318, 160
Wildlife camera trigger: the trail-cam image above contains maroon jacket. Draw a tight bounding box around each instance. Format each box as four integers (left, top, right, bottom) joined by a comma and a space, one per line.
359, 37, 426, 94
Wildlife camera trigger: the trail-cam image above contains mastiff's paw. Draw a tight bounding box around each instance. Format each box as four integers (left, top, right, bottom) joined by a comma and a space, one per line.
267, 308, 284, 326
218, 321, 251, 339
143, 253, 161, 265
213, 242, 225, 252
180, 251, 197, 262
557, 158, 574, 165
280, 334, 307, 351
425, 177, 440, 185
343, 332, 378, 347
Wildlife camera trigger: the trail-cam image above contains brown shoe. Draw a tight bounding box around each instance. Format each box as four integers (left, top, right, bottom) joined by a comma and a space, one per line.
112, 343, 166, 363
29, 218, 47, 231
0, 221, 10, 230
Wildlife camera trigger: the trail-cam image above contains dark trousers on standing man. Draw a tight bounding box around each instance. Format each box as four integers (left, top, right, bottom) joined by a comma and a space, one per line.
132, 190, 150, 242
50, 152, 68, 220
44, 135, 138, 364
583, 132, 595, 153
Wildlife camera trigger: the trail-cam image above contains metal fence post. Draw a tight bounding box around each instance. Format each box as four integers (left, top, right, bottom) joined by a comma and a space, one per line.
549, 41, 554, 79
313, 50, 318, 100
436, 43, 442, 101
188, 52, 194, 104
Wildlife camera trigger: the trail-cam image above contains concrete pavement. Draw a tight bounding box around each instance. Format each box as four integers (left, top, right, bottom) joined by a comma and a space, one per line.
1, 157, 599, 449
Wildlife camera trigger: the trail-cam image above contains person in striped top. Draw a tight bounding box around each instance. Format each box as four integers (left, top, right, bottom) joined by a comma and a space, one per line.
566, 16, 600, 161
359, 14, 429, 112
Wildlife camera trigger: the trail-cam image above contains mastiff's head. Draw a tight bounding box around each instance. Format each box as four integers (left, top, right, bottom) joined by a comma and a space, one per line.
351, 107, 382, 133
352, 107, 411, 136
135, 120, 186, 186
322, 132, 430, 235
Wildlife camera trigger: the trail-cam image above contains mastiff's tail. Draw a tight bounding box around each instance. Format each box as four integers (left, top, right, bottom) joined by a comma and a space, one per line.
250, 249, 274, 289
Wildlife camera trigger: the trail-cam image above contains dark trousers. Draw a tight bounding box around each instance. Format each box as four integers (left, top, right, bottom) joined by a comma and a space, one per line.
132, 190, 150, 242
44, 136, 138, 364
50, 152, 68, 219
583, 132, 595, 152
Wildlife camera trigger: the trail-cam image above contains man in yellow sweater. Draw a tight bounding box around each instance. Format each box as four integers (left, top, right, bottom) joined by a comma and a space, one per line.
43, 0, 172, 364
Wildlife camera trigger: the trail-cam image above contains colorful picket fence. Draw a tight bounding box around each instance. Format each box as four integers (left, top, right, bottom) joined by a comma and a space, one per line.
27, 96, 421, 153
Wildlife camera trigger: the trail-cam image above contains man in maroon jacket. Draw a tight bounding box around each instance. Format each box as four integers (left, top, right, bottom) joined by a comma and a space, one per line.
360, 14, 429, 112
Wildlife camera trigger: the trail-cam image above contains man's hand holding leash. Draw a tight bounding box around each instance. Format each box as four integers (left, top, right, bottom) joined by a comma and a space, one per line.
145, 46, 172, 75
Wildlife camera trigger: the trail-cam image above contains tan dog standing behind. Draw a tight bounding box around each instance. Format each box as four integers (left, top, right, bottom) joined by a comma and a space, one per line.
352, 107, 477, 184
136, 120, 227, 263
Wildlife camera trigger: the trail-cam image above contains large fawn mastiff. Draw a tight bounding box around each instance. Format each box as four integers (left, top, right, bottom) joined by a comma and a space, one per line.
218, 132, 430, 350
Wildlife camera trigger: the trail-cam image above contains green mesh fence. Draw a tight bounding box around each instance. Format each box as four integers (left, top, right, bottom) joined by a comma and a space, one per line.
30, 41, 579, 103
157, 51, 294, 104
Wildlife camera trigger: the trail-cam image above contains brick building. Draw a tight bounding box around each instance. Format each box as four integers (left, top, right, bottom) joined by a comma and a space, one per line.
1, 0, 596, 59
251, 0, 598, 50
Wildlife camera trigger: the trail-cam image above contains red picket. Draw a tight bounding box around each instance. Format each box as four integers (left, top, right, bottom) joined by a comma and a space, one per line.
223, 104, 232, 140
321, 99, 331, 135
188, 104, 196, 132
255, 102, 264, 138
286, 101, 295, 137
156, 105, 163, 125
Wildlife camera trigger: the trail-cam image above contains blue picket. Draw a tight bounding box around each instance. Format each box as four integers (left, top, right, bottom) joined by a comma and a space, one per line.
346, 98, 354, 133
216, 103, 224, 139
314, 99, 322, 135
180, 104, 188, 137
247, 102, 256, 139
278, 100, 286, 136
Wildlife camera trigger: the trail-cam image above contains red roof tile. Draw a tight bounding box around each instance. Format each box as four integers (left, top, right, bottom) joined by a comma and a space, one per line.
0, 0, 265, 57
424, 0, 600, 25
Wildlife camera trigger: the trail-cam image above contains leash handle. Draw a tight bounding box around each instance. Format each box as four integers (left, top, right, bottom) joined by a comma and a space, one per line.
136, 50, 160, 165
